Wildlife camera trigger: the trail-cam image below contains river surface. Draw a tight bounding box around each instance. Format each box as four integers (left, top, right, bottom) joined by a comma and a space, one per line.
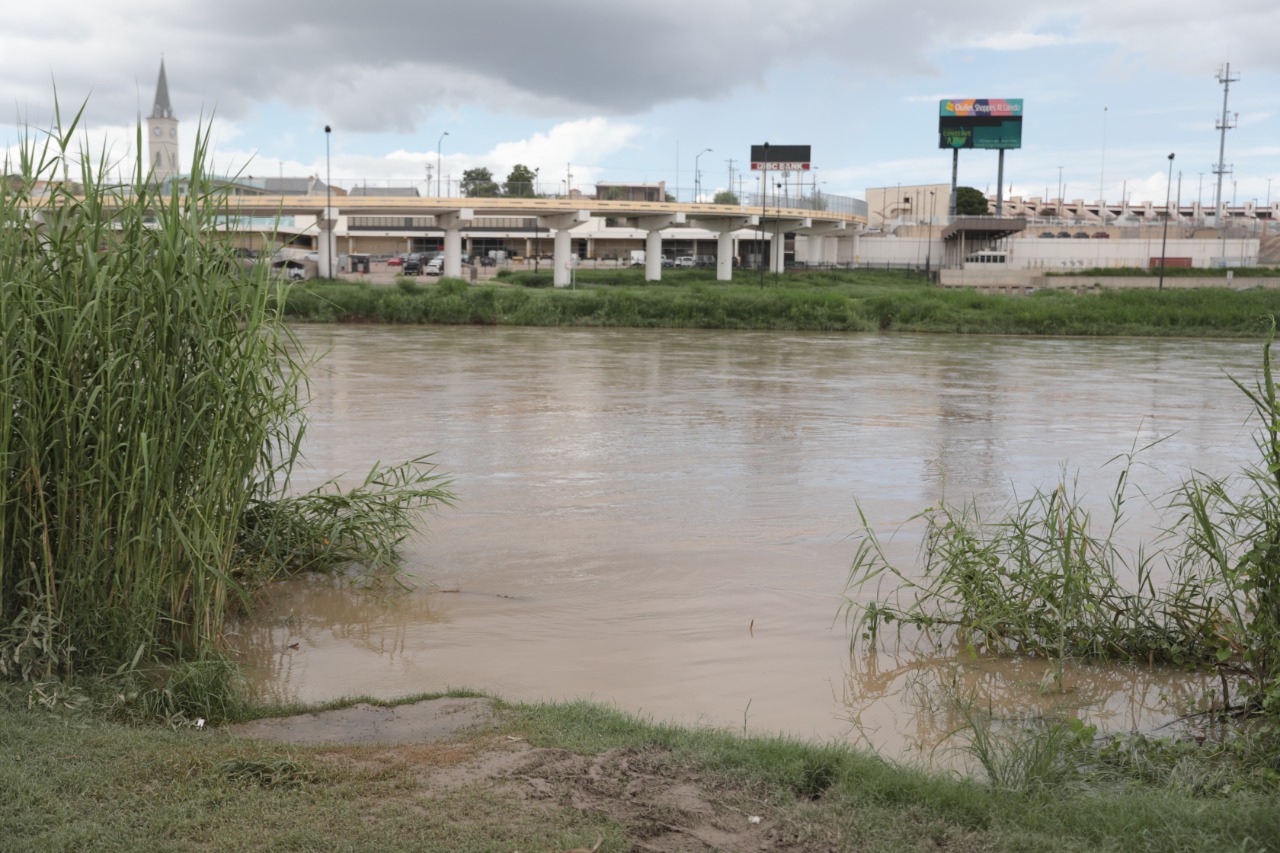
235, 325, 1259, 760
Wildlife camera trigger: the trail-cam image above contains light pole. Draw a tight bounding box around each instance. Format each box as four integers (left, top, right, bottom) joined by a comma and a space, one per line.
759, 142, 769, 289
324, 124, 332, 279
926, 190, 936, 276
694, 148, 711, 202
533, 167, 541, 273
774, 181, 783, 288
1159, 153, 1174, 291
436, 131, 448, 197
1057, 165, 1064, 221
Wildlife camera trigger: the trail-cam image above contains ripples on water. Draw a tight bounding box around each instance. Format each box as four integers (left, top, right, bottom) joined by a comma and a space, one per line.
236, 326, 1260, 760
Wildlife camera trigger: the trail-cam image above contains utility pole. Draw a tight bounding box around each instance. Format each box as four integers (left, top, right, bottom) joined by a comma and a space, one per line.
1213, 63, 1239, 228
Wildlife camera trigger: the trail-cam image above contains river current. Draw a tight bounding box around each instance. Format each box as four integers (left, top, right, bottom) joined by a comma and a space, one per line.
235, 326, 1257, 758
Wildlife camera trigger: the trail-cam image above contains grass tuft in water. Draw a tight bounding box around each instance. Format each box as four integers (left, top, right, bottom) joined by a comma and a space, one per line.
845, 321, 1280, 718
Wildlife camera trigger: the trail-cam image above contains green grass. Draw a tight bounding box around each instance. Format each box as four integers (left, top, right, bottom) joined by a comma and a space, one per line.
281, 270, 1280, 336
3, 690, 1277, 852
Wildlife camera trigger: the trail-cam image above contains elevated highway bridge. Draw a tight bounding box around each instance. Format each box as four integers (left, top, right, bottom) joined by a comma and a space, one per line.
219, 195, 866, 285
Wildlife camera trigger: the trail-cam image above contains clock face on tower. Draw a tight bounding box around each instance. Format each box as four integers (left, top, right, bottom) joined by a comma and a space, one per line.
153, 126, 162, 137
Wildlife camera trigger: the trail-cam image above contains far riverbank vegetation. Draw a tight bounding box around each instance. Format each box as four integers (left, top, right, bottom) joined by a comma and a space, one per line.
282, 267, 1280, 336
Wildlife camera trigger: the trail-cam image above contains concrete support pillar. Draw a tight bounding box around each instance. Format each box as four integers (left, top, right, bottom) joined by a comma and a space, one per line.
444, 228, 464, 278
554, 229, 572, 287
318, 209, 336, 279
690, 215, 755, 283
633, 213, 685, 282
771, 230, 786, 276
538, 211, 591, 287
645, 230, 663, 281
716, 232, 734, 281
437, 210, 474, 279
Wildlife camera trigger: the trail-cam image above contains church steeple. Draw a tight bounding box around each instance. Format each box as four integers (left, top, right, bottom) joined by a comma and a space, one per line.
145, 58, 179, 183
151, 58, 174, 120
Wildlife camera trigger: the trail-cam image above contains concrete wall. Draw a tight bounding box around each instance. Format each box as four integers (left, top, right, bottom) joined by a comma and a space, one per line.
938, 269, 1280, 292
852, 234, 1259, 271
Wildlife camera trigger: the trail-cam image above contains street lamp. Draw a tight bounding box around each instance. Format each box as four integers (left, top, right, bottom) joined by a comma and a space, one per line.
759, 142, 769, 289
1159, 153, 1174, 291
926, 190, 936, 276
324, 124, 331, 279
533, 167, 541, 273
1057, 165, 1064, 221
694, 147, 712, 202
774, 181, 783, 288
436, 131, 448, 197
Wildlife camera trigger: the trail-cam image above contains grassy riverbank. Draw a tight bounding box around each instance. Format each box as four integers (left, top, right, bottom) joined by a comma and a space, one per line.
279, 269, 1280, 336
4, 689, 1277, 852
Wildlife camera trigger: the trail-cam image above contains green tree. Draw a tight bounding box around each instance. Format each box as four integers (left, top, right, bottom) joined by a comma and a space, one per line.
461, 167, 500, 197
713, 190, 739, 205
954, 186, 990, 216
504, 164, 538, 197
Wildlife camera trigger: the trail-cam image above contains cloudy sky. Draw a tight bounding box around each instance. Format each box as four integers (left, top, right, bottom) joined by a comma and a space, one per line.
4, 1, 1278, 208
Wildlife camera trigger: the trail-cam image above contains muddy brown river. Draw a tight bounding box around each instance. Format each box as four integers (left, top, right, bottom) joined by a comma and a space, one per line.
235, 325, 1257, 760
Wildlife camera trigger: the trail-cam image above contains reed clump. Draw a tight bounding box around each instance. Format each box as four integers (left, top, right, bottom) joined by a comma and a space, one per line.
0, 104, 451, 704
844, 322, 1280, 715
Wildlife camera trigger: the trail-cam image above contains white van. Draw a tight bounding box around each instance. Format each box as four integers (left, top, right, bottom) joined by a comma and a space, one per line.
425, 256, 444, 276
674, 256, 695, 268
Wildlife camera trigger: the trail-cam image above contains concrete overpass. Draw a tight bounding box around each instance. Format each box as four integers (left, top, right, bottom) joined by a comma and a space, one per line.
219, 195, 865, 286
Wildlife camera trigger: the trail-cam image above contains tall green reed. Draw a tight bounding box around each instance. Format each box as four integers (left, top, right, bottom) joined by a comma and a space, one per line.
844, 322, 1280, 713
1, 102, 451, 688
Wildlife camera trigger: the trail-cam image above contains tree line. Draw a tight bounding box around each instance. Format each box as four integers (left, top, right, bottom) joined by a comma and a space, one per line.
461, 164, 539, 197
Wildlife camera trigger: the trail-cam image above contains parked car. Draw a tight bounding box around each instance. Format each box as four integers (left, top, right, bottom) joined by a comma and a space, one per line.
386, 256, 403, 266
674, 256, 695, 268
1092, 231, 1111, 239
480, 256, 497, 267
1073, 232, 1090, 239
1056, 231, 1072, 238
1039, 231, 1056, 238
425, 256, 444, 276
660, 256, 673, 268
402, 257, 423, 275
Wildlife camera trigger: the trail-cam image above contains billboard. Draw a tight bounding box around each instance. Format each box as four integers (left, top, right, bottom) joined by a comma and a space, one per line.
750, 144, 811, 171
938, 99, 1023, 149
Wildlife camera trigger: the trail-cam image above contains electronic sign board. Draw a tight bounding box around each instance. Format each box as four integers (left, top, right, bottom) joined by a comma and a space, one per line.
750, 144, 811, 171
938, 99, 1023, 150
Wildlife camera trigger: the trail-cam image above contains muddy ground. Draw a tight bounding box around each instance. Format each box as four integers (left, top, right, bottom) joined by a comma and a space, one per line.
229, 698, 815, 852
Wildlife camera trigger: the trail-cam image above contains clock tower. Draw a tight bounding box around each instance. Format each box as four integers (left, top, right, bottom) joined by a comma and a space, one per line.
146, 59, 179, 184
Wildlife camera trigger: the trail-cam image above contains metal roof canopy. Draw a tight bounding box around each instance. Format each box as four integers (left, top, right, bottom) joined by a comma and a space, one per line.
941, 216, 1026, 242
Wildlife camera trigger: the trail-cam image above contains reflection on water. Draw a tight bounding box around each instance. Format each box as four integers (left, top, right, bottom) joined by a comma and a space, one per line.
235, 326, 1261, 759
844, 642, 1220, 766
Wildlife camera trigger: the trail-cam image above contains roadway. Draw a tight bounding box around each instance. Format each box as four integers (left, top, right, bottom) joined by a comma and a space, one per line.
220, 195, 865, 286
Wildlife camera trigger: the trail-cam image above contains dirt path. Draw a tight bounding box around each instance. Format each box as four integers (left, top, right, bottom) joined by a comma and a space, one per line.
229, 699, 792, 852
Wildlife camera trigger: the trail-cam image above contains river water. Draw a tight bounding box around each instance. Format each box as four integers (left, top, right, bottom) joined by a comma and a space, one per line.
235, 325, 1259, 759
